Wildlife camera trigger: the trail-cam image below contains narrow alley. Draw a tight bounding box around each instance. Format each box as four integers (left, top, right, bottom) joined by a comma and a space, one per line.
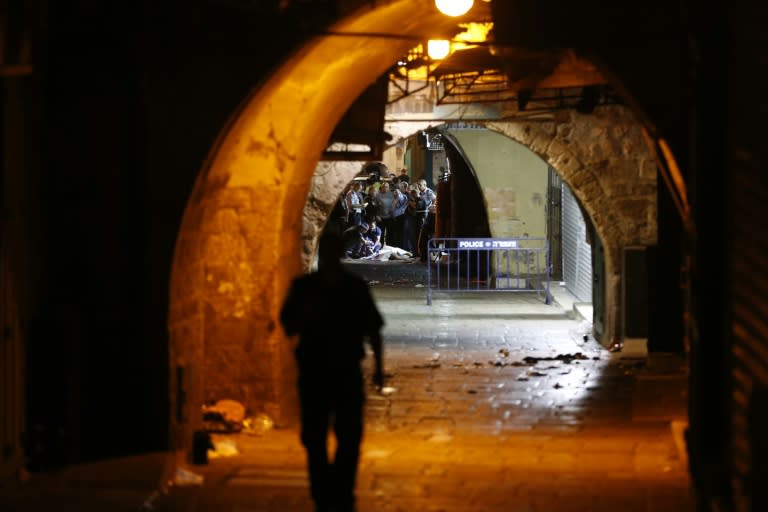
0, 261, 692, 512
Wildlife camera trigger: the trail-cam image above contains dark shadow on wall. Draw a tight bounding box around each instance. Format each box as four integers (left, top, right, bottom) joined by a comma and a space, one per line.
23, 0, 315, 466
441, 131, 491, 240
437, 131, 492, 280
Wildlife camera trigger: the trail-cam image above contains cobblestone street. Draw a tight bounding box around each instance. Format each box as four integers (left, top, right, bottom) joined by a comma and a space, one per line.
0, 261, 692, 511
164, 261, 691, 511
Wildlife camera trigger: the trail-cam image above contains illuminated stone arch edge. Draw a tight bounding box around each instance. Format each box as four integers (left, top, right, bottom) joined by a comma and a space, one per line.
166, 1, 460, 453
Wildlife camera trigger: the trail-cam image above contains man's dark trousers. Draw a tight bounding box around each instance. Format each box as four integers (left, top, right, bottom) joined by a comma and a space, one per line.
299, 367, 364, 512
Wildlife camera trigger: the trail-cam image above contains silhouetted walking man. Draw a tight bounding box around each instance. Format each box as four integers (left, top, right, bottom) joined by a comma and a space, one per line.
280, 231, 384, 512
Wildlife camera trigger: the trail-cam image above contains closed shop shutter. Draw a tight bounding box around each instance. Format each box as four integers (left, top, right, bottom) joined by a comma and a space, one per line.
561, 185, 592, 302
730, 166, 768, 509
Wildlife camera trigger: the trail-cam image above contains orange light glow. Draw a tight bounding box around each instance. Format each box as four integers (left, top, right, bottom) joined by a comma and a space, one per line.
435, 0, 474, 17
427, 40, 451, 60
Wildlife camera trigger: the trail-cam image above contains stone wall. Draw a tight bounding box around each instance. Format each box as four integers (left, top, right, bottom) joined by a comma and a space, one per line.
487, 105, 657, 346
301, 161, 365, 271
446, 129, 549, 240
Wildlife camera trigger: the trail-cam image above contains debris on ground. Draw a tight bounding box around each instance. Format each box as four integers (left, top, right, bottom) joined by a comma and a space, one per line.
242, 413, 274, 435
412, 362, 441, 369
522, 353, 590, 364
380, 386, 396, 396
172, 467, 204, 486
202, 399, 246, 433
208, 438, 239, 458
490, 359, 532, 368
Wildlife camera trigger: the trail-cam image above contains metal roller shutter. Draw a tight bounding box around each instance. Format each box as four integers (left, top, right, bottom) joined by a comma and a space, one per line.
561, 184, 592, 303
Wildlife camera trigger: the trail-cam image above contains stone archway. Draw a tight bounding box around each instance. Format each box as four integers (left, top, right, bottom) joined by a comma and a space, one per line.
166, 1, 666, 458
486, 106, 658, 347
166, 2, 471, 451
301, 106, 657, 348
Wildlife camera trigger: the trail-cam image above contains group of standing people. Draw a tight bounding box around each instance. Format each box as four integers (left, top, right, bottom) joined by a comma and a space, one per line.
335, 172, 437, 261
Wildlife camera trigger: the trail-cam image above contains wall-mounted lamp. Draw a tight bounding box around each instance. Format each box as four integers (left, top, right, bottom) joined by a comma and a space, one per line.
435, 0, 474, 17
427, 39, 451, 60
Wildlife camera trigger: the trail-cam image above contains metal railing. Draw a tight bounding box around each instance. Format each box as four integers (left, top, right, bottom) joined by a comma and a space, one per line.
426, 237, 551, 305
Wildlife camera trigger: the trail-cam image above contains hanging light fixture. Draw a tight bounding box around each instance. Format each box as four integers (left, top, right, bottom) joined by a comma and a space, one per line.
427, 39, 451, 60
435, 0, 474, 17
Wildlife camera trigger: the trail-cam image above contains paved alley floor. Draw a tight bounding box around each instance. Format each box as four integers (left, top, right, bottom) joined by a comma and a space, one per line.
0, 260, 692, 511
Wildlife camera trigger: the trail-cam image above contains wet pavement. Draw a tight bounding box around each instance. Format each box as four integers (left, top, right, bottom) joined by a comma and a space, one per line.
0, 260, 692, 511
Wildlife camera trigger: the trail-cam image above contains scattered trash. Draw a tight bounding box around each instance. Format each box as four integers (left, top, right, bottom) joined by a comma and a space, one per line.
575, 320, 593, 344
415, 284, 425, 288
202, 399, 246, 433
173, 467, 204, 486
523, 353, 589, 364
380, 386, 396, 396
498, 348, 510, 358
208, 438, 239, 458
412, 362, 441, 369
368, 280, 381, 286
242, 413, 274, 435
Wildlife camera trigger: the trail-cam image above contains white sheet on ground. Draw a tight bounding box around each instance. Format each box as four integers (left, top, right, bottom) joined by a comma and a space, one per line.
362, 245, 414, 261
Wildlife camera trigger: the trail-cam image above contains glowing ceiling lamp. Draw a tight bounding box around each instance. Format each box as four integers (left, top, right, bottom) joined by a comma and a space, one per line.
435, 0, 474, 17
427, 39, 451, 60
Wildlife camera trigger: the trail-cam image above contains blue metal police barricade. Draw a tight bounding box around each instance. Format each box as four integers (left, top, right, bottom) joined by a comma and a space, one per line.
426, 237, 551, 306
